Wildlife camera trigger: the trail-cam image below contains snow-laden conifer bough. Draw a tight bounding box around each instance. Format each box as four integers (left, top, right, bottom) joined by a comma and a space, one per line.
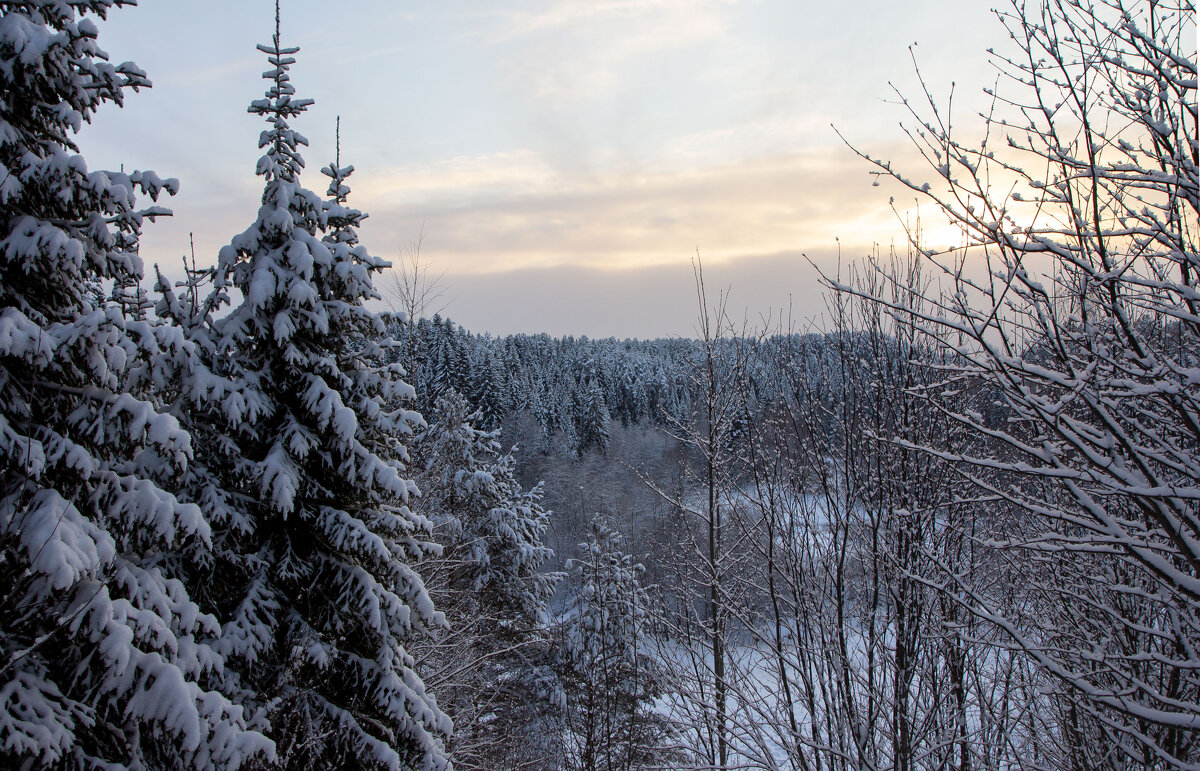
0, 1, 273, 767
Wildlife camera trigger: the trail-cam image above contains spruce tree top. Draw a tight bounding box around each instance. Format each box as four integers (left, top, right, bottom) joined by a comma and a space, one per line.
249, 26, 312, 185
321, 116, 364, 248
213, 9, 328, 355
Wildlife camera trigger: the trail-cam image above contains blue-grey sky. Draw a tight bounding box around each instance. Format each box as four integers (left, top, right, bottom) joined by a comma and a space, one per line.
82, 0, 1002, 337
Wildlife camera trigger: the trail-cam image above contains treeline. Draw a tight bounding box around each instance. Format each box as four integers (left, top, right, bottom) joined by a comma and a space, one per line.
398, 316, 697, 444
395, 314, 858, 457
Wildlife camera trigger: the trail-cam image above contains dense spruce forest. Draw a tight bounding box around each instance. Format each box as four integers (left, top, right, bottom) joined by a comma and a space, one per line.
1, 1, 1196, 770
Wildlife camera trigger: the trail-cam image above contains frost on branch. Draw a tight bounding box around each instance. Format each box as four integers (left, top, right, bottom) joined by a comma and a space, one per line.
837, 1, 1200, 766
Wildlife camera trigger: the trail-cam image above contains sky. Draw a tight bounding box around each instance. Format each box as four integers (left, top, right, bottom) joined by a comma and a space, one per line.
81, 0, 1005, 338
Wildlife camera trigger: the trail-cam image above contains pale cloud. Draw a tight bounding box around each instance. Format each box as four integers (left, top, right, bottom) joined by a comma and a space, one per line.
480, 0, 736, 103
659, 114, 843, 166
479, 0, 733, 44
350, 140, 921, 277
355, 151, 563, 202
138, 133, 932, 288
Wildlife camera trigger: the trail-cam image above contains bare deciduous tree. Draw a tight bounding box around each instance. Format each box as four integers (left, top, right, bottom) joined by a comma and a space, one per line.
838, 0, 1198, 766
383, 227, 448, 375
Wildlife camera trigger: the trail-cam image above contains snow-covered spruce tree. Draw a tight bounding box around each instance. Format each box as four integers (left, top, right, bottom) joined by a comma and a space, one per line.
419, 316, 469, 416
555, 520, 673, 771
571, 374, 609, 457
171, 17, 449, 771
0, 2, 274, 768
409, 390, 558, 769
466, 347, 506, 431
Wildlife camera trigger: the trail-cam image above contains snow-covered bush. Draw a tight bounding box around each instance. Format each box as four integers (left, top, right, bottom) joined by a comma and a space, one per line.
555, 520, 673, 771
